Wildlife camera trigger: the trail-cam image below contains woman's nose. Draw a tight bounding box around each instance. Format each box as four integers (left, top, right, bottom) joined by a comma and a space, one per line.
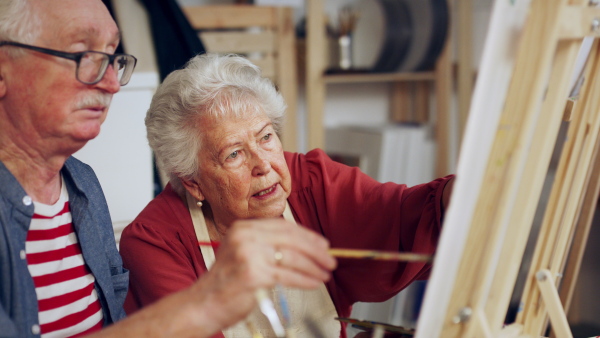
251, 152, 271, 176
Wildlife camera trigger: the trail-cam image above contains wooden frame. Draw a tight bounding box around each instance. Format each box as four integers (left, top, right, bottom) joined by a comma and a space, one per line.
416, 0, 600, 337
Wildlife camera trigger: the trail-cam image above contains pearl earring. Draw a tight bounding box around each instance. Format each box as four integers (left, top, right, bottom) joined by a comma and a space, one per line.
196, 201, 203, 207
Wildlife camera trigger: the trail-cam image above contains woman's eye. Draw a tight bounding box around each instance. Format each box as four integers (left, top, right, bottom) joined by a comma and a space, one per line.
262, 133, 271, 141
227, 150, 239, 159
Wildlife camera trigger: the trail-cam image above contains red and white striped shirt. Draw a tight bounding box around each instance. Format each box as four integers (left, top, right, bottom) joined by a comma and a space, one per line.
26, 178, 103, 337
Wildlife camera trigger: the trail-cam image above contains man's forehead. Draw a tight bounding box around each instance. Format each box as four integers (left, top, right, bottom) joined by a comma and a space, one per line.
63, 26, 121, 45
32, 0, 119, 45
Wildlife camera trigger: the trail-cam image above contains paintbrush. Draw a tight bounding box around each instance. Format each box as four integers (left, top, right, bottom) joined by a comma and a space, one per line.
255, 288, 286, 337
328, 249, 433, 263
275, 284, 297, 338
198, 242, 432, 263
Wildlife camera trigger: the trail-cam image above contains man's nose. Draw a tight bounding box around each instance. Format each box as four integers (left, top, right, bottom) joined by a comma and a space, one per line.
93, 65, 120, 94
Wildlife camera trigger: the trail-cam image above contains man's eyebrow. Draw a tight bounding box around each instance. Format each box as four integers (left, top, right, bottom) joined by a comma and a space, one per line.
66, 28, 121, 49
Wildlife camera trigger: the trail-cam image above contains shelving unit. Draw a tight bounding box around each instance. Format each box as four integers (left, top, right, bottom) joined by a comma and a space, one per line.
305, 0, 453, 177
324, 71, 436, 84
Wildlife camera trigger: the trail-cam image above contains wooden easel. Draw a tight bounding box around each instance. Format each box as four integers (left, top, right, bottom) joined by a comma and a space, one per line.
413, 0, 600, 337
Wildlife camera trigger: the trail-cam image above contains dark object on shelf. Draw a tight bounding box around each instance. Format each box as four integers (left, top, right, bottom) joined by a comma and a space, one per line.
324, 68, 372, 75
373, 0, 412, 72
350, 0, 449, 73
352, 0, 412, 73
397, 0, 449, 72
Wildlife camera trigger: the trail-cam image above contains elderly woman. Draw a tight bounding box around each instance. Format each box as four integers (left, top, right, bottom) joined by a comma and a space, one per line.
120, 53, 454, 338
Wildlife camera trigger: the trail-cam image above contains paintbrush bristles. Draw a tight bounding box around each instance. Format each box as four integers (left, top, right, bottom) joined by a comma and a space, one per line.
328, 249, 433, 263
338, 6, 360, 37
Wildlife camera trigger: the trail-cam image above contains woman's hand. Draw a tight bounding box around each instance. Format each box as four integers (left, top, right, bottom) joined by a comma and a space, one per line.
96, 219, 336, 338
184, 218, 337, 335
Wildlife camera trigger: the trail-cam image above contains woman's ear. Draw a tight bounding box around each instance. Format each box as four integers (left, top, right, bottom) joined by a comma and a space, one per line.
181, 179, 205, 202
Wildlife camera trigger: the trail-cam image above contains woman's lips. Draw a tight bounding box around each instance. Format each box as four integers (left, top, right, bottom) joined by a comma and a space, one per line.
253, 184, 277, 197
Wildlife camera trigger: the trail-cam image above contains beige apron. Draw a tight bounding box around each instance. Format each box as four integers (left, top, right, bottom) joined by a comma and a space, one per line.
186, 192, 341, 337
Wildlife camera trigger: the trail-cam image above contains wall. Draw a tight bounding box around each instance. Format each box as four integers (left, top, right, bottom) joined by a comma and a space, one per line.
73, 72, 157, 243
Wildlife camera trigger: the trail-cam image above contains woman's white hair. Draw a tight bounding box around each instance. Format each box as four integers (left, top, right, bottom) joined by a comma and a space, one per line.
0, 0, 41, 55
146, 53, 287, 195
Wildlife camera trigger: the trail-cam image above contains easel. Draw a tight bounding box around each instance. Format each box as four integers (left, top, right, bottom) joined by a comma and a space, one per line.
414, 0, 600, 337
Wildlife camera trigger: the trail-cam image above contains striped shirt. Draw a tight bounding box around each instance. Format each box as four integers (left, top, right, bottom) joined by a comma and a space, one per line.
26, 178, 103, 337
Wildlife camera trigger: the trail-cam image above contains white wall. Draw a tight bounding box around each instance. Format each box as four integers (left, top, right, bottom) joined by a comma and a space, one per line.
73, 72, 158, 243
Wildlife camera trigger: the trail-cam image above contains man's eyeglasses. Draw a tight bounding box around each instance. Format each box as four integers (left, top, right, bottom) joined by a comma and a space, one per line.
0, 41, 137, 86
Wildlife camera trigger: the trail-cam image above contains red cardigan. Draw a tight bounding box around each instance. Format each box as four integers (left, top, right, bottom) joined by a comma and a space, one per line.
119, 149, 453, 338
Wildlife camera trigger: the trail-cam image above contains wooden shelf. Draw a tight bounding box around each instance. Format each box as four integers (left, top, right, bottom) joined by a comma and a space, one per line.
305, 0, 454, 177
323, 71, 436, 84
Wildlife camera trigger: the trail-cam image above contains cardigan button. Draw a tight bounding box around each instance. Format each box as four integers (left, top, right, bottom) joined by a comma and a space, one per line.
20, 250, 26, 260
31, 324, 40, 335
22, 195, 32, 206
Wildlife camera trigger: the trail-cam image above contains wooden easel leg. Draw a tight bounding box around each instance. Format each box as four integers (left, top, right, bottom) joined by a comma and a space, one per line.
458, 308, 495, 338
535, 269, 573, 338
559, 139, 600, 315
475, 309, 495, 338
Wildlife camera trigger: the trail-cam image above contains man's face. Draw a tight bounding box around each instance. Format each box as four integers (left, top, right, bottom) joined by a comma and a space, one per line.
0, 0, 121, 155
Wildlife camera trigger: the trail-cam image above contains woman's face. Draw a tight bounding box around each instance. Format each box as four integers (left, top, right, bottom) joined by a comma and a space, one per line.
186, 108, 292, 227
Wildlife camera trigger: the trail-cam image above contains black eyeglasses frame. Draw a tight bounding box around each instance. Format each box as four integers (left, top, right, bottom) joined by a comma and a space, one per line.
0, 41, 137, 86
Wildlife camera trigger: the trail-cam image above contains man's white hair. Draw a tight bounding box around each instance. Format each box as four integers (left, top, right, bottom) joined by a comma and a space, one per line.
0, 0, 41, 56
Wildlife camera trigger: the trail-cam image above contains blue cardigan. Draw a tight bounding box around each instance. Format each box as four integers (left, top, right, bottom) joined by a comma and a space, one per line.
0, 157, 128, 337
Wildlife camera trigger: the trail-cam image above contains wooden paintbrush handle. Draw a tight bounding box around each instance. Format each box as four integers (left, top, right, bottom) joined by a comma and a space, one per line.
328, 249, 433, 263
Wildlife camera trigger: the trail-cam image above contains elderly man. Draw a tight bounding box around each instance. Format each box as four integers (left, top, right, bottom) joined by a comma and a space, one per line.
0, 0, 335, 337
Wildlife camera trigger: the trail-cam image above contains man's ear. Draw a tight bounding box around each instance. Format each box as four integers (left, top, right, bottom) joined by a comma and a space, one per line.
0, 53, 9, 98
0, 62, 6, 98
181, 178, 205, 203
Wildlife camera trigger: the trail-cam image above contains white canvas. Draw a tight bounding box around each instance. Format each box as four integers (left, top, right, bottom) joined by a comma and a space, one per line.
414, 0, 532, 336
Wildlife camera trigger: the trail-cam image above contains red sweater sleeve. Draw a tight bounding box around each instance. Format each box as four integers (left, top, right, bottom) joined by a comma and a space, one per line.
119, 186, 210, 313
120, 223, 199, 312
285, 149, 453, 317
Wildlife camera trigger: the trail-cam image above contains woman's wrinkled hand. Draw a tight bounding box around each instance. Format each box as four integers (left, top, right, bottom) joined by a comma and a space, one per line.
185, 218, 337, 335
